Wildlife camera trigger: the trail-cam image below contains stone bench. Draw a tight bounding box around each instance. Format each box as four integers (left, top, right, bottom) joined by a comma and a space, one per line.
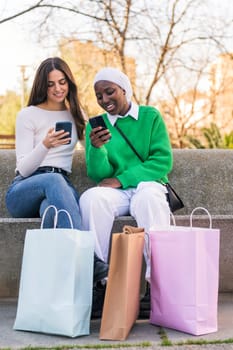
0, 148, 233, 297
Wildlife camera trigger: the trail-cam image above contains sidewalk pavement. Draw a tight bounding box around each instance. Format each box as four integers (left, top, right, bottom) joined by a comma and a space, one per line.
0, 293, 232, 350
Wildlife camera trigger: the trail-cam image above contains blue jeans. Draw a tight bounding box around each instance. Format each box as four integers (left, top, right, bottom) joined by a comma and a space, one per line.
5, 171, 81, 229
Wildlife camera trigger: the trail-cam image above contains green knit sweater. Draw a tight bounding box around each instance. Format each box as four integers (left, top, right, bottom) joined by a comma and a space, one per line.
85, 105, 173, 189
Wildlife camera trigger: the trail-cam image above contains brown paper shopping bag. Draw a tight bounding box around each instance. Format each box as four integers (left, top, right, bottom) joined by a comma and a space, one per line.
99, 225, 145, 341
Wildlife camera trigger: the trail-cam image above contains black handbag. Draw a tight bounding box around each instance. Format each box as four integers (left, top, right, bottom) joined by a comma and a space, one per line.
165, 183, 184, 213
115, 123, 184, 212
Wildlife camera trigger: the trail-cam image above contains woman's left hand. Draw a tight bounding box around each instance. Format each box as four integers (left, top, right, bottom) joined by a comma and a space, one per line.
90, 127, 111, 148
98, 178, 121, 188
43, 128, 71, 148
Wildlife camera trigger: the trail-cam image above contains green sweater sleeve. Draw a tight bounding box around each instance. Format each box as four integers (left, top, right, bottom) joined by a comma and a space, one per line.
85, 107, 173, 188
85, 117, 116, 181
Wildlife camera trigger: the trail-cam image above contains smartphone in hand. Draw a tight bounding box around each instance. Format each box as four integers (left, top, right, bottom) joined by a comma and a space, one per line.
89, 115, 107, 130
89, 115, 112, 142
55, 121, 72, 144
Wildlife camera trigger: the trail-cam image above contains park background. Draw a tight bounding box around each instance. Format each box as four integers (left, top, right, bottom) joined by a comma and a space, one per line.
0, 0, 232, 149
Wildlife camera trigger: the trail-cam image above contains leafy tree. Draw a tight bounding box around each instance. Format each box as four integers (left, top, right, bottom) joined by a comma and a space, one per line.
223, 132, 233, 149
187, 123, 233, 149
0, 91, 21, 134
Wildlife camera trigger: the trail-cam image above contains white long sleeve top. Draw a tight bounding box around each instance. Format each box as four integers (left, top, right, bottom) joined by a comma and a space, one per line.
15, 106, 78, 177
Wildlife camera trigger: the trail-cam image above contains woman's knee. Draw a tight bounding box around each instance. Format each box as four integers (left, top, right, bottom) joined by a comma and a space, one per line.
42, 173, 67, 187
136, 182, 166, 201
80, 187, 121, 213
80, 187, 106, 207
131, 183, 167, 212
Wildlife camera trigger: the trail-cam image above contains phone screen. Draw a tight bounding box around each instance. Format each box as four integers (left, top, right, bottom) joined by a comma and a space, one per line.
55, 121, 72, 144
89, 115, 107, 130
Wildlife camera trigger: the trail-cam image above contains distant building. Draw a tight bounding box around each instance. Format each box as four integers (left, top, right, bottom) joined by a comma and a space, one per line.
59, 39, 136, 116
208, 53, 233, 132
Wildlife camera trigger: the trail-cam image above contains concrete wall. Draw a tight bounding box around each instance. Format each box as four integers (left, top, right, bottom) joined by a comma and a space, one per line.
1, 149, 233, 297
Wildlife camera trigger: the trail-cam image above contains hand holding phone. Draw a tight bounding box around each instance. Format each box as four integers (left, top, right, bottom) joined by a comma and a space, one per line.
55, 121, 72, 144
89, 115, 111, 146
89, 115, 107, 130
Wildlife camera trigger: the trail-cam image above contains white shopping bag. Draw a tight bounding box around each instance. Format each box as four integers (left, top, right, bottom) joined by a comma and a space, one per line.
14, 206, 95, 337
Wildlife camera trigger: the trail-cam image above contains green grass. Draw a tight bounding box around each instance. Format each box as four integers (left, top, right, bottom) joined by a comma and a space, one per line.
158, 327, 172, 346
175, 337, 233, 346
1, 338, 233, 350
0, 342, 152, 350
157, 326, 233, 347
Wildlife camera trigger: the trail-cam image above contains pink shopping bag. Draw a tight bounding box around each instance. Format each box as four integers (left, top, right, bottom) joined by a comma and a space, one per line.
149, 207, 220, 335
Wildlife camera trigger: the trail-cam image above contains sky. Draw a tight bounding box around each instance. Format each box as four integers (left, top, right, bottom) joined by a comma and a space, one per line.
0, 21, 54, 95
0, 0, 58, 95
0, 0, 232, 96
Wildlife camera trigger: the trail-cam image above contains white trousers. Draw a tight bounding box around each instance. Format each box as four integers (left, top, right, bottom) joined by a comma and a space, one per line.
79, 181, 170, 280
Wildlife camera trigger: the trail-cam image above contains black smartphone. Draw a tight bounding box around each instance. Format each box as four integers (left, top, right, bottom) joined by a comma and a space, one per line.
89, 115, 107, 130
55, 121, 72, 144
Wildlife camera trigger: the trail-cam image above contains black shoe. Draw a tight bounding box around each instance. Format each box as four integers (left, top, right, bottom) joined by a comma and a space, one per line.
93, 253, 109, 283
138, 283, 150, 319
91, 281, 106, 319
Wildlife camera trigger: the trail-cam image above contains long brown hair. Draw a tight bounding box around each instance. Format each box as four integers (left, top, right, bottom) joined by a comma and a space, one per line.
28, 57, 85, 140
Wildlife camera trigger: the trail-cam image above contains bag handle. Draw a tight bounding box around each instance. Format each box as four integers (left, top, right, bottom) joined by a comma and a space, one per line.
144, 232, 151, 259
40, 205, 57, 228
40, 205, 73, 229
123, 225, 145, 234
170, 212, 176, 226
190, 207, 212, 228
56, 209, 74, 229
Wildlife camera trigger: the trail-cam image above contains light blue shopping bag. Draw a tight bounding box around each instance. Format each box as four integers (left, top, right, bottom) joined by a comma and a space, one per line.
14, 205, 95, 337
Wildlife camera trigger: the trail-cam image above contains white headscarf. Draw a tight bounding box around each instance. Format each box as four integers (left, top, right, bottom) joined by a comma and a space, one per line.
93, 67, 133, 102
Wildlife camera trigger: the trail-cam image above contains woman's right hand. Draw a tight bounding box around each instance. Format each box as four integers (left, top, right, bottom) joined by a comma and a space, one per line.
43, 128, 71, 148
90, 127, 111, 148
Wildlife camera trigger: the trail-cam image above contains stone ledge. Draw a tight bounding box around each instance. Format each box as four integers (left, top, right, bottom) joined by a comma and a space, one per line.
1, 149, 233, 297
1, 214, 233, 223
2, 148, 233, 217
0, 214, 233, 297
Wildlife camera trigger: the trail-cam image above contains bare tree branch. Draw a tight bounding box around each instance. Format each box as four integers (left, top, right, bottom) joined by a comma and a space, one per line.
0, 0, 44, 24
0, 0, 107, 24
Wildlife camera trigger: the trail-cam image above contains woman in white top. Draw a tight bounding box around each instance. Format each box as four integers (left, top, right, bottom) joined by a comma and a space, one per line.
5, 57, 108, 282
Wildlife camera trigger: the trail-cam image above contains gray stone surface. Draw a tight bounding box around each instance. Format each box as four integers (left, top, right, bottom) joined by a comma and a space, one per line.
1, 149, 233, 297
2, 148, 233, 216
0, 293, 232, 349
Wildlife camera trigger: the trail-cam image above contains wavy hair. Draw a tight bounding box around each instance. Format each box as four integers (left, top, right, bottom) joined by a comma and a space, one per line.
27, 57, 85, 140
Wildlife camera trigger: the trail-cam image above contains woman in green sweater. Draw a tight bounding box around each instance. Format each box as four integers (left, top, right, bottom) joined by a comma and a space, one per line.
80, 67, 173, 316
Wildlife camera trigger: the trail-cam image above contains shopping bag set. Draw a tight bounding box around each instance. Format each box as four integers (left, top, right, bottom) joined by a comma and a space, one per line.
14, 205, 220, 339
